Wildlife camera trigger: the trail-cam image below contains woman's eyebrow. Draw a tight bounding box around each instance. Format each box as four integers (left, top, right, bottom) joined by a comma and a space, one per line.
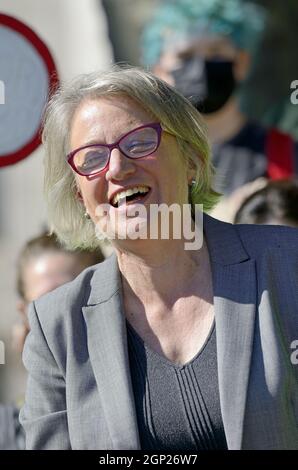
75, 122, 146, 149
81, 139, 105, 147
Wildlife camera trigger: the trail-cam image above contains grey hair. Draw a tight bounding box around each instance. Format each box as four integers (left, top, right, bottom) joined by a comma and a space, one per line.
43, 64, 220, 250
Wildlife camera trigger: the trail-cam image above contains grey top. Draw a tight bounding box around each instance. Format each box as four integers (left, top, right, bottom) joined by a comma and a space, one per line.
127, 320, 227, 451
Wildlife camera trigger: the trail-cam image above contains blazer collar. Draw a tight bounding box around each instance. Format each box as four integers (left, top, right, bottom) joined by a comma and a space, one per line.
204, 215, 256, 449
86, 252, 120, 305
82, 291, 141, 450
203, 213, 250, 265
83, 214, 256, 450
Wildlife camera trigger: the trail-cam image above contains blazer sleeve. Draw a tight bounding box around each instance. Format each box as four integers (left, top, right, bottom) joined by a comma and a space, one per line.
19, 301, 71, 449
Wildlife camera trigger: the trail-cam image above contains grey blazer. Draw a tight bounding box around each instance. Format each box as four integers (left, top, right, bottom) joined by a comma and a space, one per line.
20, 215, 298, 450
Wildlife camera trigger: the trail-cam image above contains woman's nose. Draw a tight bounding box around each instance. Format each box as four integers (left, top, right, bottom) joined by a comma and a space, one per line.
105, 148, 136, 181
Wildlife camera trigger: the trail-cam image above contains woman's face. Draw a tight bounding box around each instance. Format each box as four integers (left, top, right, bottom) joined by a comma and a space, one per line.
70, 95, 194, 242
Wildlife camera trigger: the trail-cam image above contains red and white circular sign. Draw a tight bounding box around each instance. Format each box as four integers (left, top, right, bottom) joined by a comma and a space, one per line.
0, 14, 58, 167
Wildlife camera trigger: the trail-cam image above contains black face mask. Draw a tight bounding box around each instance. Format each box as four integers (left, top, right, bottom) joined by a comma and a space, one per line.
171, 57, 236, 114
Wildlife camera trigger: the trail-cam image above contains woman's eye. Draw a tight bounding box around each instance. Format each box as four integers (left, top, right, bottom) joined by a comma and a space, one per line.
83, 149, 106, 167
127, 141, 155, 153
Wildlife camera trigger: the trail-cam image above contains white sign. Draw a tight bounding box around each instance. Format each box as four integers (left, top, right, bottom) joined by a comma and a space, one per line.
0, 13, 58, 167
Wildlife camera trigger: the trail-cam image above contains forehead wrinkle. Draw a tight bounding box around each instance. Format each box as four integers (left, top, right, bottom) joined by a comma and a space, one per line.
70, 96, 154, 149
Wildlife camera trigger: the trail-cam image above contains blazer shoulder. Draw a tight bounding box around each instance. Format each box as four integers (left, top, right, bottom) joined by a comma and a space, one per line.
234, 223, 298, 258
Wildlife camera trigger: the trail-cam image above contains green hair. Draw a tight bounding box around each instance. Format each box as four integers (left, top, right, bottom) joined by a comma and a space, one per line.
141, 0, 266, 66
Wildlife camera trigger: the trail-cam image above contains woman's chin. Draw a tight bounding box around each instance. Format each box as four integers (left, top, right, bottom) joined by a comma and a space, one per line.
95, 216, 149, 242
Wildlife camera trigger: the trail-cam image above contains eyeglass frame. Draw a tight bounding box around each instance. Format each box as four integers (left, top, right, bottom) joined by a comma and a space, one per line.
67, 122, 163, 177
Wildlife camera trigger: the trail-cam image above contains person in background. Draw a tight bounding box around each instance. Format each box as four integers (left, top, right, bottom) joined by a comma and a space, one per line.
234, 178, 298, 226
141, 0, 298, 198
0, 232, 105, 450
12, 232, 106, 353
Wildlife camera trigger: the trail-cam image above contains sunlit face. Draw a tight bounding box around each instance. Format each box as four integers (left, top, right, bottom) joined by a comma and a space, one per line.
23, 252, 85, 303
70, 96, 194, 243
15, 251, 88, 351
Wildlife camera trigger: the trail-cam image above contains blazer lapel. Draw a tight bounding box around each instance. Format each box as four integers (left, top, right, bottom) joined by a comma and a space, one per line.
204, 215, 256, 449
82, 255, 140, 450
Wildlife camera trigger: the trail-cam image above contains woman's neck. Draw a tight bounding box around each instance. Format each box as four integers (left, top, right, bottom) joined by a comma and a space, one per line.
116, 238, 211, 310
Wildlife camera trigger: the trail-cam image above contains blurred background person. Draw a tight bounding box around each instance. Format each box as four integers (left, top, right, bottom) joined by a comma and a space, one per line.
141, 0, 298, 199
12, 231, 106, 354
234, 178, 298, 226
0, 232, 105, 449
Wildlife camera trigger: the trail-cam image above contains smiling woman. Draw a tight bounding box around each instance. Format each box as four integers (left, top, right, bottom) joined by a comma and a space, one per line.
68, 93, 200, 246
42, 65, 218, 250
20, 65, 298, 450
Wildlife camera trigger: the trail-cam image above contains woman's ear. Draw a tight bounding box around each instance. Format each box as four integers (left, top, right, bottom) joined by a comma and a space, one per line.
76, 188, 84, 202
188, 173, 196, 185
75, 187, 90, 219
187, 160, 197, 185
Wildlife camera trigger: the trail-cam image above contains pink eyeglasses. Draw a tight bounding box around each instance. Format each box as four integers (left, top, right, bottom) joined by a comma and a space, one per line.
67, 122, 162, 177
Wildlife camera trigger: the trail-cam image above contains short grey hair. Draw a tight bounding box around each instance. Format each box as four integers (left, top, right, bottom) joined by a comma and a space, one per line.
43, 65, 220, 250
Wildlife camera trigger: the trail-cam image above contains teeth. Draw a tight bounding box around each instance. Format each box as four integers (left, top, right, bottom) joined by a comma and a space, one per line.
112, 186, 149, 206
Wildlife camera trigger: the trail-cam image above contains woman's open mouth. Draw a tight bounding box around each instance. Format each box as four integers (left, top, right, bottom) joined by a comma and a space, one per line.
110, 186, 151, 208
